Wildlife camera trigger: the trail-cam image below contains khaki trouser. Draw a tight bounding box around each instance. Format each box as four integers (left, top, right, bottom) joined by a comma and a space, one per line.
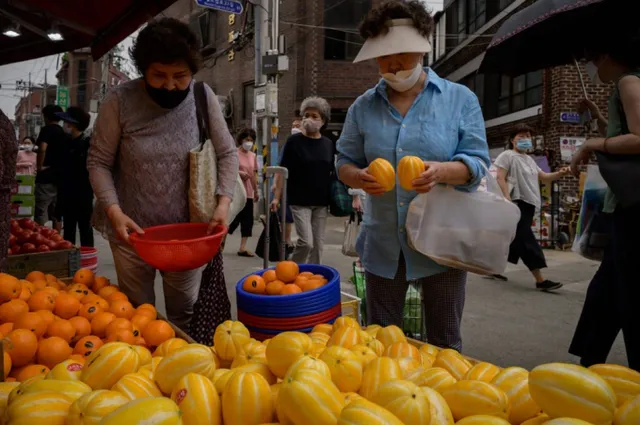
290, 206, 328, 265
110, 241, 201, 330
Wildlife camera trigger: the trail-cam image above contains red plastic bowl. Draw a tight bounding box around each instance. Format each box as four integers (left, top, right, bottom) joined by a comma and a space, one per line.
129, 223, 227, 272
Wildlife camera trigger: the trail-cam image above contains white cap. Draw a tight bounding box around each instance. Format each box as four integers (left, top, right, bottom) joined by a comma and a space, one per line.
353, 18, 433, 63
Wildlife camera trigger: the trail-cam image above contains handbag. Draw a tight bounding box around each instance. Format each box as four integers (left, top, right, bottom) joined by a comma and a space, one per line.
595, 152, 640, 208
329, 178, 353, 217
342, 212, 362, 257
255, 212, 282, 262
190, 81, 246, 224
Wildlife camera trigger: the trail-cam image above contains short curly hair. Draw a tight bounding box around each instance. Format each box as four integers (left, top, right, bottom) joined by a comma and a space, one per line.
236, 127, 257, 144
359, 0, 434, 39
130, 18, 202, 75
300, 96, 331, 123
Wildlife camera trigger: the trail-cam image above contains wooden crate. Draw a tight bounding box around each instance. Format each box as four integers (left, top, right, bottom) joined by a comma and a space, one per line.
157, 312, 195, 344
7, 249, 81, 279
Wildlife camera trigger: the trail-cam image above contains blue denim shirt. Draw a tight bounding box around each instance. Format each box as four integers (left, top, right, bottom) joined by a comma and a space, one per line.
336, 68, 490, 281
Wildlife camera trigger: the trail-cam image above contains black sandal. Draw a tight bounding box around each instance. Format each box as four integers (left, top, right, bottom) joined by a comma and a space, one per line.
238, 250, 255, 257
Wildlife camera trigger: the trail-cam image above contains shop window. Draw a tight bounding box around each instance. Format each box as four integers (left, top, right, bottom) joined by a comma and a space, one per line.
445, 0, 487, 50
189, 10, 216, 50
243, 82, 254, 120
323, 0, 371, 60
461, 72, 485, 108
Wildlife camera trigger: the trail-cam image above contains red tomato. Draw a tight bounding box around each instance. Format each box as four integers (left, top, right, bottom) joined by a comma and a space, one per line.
37, 244, 51, 253
22, 243, 37, 253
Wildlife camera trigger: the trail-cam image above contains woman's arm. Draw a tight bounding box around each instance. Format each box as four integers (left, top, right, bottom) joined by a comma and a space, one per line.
495, 167, 511, 200
252, 154, 259, 199
539, 167, 570, 183
580, 98, 608, 136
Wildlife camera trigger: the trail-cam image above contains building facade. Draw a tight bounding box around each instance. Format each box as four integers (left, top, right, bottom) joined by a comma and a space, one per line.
13, 85, 58, 140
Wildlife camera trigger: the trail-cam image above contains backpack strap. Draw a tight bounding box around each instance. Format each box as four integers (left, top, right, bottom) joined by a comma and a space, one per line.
194, 81, 211, 145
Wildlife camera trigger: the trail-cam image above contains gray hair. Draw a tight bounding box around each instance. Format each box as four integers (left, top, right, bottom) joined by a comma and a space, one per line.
300, 96, 331, 122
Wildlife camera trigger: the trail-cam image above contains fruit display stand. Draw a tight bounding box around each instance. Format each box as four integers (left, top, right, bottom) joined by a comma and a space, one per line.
7, 249, 81, 279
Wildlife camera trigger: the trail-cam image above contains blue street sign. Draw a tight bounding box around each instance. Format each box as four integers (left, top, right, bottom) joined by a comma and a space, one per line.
560, 112, 581, 124
195, 0, 243, 14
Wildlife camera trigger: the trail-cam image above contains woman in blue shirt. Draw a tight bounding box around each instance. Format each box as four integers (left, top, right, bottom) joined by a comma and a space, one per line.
336, 0, 490, 351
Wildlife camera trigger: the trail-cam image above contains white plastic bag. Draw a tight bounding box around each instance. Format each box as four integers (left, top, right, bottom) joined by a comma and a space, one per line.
342, 212, 362, 257
572, 165, 611, 261
406, 170, 521, 275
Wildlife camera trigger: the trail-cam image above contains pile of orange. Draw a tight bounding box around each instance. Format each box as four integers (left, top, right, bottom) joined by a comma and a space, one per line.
242, 261, 329, 296
0, 268, 177, 382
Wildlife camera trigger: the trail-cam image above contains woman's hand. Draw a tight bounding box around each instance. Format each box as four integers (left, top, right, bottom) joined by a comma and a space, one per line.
270, 199, 280, 212
352, 195, 362, 212
570, 145, 592, 177
107, 205, 144, 244
239, 171, 250, 181
558, 166, 572, 176
208, 195, 231, 234
357, 168, 386, 196
412, 161, 447, 193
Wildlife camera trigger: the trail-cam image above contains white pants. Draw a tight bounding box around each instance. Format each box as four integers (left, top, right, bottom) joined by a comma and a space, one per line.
110, 241, 201, 330
290, 206, 328, 265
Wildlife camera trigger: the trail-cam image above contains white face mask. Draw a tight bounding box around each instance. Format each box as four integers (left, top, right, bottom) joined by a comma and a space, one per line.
291, 128, 302, 135
19, 145, 33, 151
585, 61, 603, 85
381, 63, 423, 92
242, 141, 254, 151
302, 118, 323, 134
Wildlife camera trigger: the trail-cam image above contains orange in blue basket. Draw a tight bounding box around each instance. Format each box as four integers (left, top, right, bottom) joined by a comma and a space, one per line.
275, 261, 299, 283
266, 280, 285, 295
243, 275, 266, 294
281, 284, 302, 295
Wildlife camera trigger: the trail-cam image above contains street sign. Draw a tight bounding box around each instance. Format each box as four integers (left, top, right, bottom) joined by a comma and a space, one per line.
56, 85, 69, 110
195, 0, 243, 14
560, 136, 585, 161
560, 112, 581, 124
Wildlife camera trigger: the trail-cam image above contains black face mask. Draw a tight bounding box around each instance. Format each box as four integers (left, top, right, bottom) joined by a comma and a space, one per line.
145, 82, 190, 109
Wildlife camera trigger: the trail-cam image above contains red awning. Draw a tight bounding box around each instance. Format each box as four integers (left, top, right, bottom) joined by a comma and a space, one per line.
0, 0, 180, 66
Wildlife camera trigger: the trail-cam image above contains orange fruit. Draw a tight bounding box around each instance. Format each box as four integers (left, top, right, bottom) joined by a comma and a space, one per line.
14, 364, 49, 382
293, 275, 309, 289
17, 281, 33, 301
106, 291, 128, 303
243, 275, 266, 294
136, 304, 157, 320
0, 299, 29, 323
36, 310, 56, 327
45, 279, 63, 290
28, 291, 55, 312
53, 292, 81, 319
80, 293, 101, 305
36, 336, 73, 369
97, 285, 119, 299
131, 314, 152, 333
13, 311, 47, 338
109, 300, 135, 319
32, 279, 48, 290
73, 335, 103, 357
142, 320, 176, 347
266, 280, 285, 295
2, 351, 11, 379
107, 329, 136, 344
68, 316, 91, 340
105, 318, 133, 337
299, 271, 314, 278
0, 322, 14, 335
92, 276, 111, 293
25, 271, 46, 283
0, 274, 21, 302
5, 328, 38, 367
40, 287, 60, 298
301, 279, 324, 292
73, 268, 95, 286
46, 319, 76, 343
275, 261, 299, 283
67, 283, 90, 300
262, 269, 277, 283
78, 303, 103, 321
280, 284, 302, 295
90, 312, 117, 338
84, 296, 109, 311
45, 274, 58, 284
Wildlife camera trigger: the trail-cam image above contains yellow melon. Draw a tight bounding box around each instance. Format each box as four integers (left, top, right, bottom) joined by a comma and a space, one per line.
364, 325, 381, 337
171, 372, 221, 425
358, 330, 373, 345
46, 359, 84, 381
420, 352, 436, 369
7, 375, 44, 403
421, 386, 455, 425
397, 155, 426, 191
312, 323, 334, 335
367, 158, 396, 192
433, 349, 472, 380
319, 345, 364, 393
464, 362, 501, 382
137, 356, 163, 381
384, 341, 421, 362
0, 382, 19, 418
333, 316, 360, 331
521, 414, 550, 425
222, 372, 273, 425
278, 369, 344, 425
405, 367, 432, 387
213, 320, 251, 362
529, 363, 617, 424
370, 379, 431, 424
543, 419, 595, 425
154, 343, 217, 394
112, 372, 162, 400
327, 326, 361, 349
81, 342, 141, 390
366, 339, 386, 357
309, 332, 331, 345
212, 369, 235, 395
265, 331, 313, 378
311, 341, 326, 358
12, 379, 91, 402
613, 395, 640, 425
285, 355, 331, 380
230, 340, 267, 368
132, 345, 152, 366
67, 390, 129, 425
441, 380, 511, 421
337, 398, 404, 425
418, 367, 457, 393
343, 392, 364, 406
492, 366, 540, 425
98, 396, 182, 425
420, 343, 439, 358
153, 338, 189, 357
375, 325, 407, 349
234, 362, 277, 385
359, 356, 403, 399
350, 344, 378, 368
397, 357, 422, 378
589, 364, 640, 407
456, 415, 511, 425
5, 391, 73, 425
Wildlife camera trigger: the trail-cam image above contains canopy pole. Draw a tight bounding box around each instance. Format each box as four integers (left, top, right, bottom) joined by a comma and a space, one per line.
573, 57, 589, 99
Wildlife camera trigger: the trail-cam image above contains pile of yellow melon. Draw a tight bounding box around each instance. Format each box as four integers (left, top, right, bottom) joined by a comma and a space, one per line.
0, 317, 639, 425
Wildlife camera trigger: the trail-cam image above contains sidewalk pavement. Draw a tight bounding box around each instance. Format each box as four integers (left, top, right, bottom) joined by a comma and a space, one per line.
92, 216, 626, 369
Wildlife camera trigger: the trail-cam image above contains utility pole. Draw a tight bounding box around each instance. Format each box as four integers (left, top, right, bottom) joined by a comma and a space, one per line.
43, 69, 48, 106
27, 73, 32, 137
255, 0, 269, 215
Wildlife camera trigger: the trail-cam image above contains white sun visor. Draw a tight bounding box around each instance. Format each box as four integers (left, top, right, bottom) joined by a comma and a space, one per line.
353, 18, 433, 63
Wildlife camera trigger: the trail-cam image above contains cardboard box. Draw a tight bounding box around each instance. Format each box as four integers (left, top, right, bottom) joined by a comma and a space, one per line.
7, 249, 81, 279
11, 175, 36, 195
9, 195, 35, 218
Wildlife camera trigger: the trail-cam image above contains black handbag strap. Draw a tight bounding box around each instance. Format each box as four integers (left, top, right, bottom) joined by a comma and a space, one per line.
193, 81, 211, 146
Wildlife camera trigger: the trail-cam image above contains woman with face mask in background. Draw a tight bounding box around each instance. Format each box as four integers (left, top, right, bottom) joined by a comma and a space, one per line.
88, 18, 238, 331
494, 125, 570, 291
228, 128, 259, 257
271, 98, 334, 264
17, 137, 37, 175
336, 0, 490, 351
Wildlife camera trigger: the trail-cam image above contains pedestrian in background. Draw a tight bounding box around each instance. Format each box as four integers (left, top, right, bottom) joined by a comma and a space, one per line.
0, 109, 17, 272
16, 137, 37, 175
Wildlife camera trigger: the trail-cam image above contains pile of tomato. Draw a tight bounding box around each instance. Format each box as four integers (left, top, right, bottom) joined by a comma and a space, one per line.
9, 218, 74, 256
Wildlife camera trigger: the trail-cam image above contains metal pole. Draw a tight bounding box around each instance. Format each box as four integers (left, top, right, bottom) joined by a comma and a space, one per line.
269, 0, 280, 167
43, 69, 48, 106
27, 73, 32, 137
256, 0, 269, 217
